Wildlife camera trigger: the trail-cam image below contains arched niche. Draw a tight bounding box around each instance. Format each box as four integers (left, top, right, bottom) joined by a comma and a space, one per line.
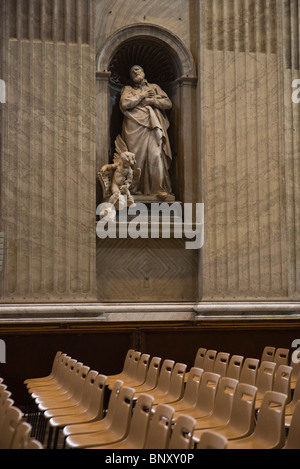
96, 24, 197, 204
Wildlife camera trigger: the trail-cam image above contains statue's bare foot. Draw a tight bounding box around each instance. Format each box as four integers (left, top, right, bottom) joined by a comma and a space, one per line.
156, 191, 168, 200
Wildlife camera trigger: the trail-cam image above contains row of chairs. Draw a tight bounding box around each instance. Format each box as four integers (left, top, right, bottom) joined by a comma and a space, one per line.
23, 346, 300, 449
24, 353, 108, 448
0, 377, 43, 449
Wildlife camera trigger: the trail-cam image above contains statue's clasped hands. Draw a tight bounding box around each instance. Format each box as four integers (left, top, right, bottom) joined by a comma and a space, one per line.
141, 89, 155, 106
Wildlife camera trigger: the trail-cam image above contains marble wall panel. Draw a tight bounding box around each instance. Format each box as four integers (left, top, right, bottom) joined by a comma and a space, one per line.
0, 0, 97, 302
198, 0, 292, 300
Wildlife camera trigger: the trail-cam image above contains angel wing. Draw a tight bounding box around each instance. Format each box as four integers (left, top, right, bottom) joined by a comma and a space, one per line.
113, 134, 128, 164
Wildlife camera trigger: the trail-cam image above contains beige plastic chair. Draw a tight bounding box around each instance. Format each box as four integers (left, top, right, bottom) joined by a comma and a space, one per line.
192, 377, 238, 439
118, 353, 150, 388
226, 355, 244, 381
261, 346, 276, 363
134, 359, 175, 398
27, 355, 74, 398
273, 348, 289, 371
130, 356, 161, 393
202, 350, 217, 372
47, 372, 106, 424
26, 353, 69, 393
170, 367, 203, 413
25, 438, 44, 449
150, 362, 187, 405
62, 379, 123, 441
65, 385, 135, 449
0, 396, 14, 435
36, 363, 90, 412
284, 372, 300, 427
273, 365, 292, 403
144, 403, 174, 449
226, 391, 287, 449
173, 372, 220, 421
0, 405, 24, 449
90, 393, 154, 450
10, 421, 32, 449
168, 414, 196, 449
290, 349, 300, 390
184, 348, 206, 383
239, 358, 259, 385
106, 350, 141, 391
254, 361, 276, 410
24, 351, 63, 387
105, 349, 136, 387
194, 348, 207, 368
45, 372, 107, 447
202, 383, 257, 442
213, 352, 230, 377
197, 430, 227, 449
283, 400, 300, 449
34, 360, 85, 403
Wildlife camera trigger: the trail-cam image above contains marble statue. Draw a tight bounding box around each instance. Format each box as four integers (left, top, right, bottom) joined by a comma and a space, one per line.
119, 65, 173, 200
97, 135, 141, 219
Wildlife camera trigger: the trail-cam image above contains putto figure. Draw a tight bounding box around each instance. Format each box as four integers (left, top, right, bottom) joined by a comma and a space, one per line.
119, 65, 173, 200
98, 136, 141, 219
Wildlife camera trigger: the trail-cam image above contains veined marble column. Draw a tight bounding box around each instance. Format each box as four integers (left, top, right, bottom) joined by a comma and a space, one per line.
0, 0, 97, 303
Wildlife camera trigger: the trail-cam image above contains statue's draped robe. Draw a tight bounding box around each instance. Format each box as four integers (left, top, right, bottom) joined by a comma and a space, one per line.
120, 81, 172, 196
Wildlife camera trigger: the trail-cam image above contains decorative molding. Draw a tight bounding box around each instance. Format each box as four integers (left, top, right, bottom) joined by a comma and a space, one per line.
0, 301, 300, 325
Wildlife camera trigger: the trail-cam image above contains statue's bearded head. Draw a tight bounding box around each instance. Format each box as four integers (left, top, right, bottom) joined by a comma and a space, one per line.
130, 65, 145, 84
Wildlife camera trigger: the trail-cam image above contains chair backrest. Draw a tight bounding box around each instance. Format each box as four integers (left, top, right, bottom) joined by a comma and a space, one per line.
211, 377, 238, 423
122, 349, 135, 375
290, 370, 300, 406
134, 354, 150, 385
195, 372, 220, 415
213, 352, 230, 377
77, 370, 100, 412
144, 403, 174, 449
284, 400, 300, 449
155, 359, 175, 394
126, 351, 142, 379
167, 363, 187, 401
256, 361, 276, 398
70, 363, 90, 401
168, 414, 196, 449
254, 391, 287, 449
226, 355, 244, 380
0, 405, 24, 449
104, 379, 124, 427
109, 386, 135, 440
46, 351, 63, 380
193, 348, 207, 369
273, 365, 292, 403
143, 357, 162, 389
197, 430, 227, 449
0, 396, 14, 434
10, 421, 32, 449
202, 350, 217, 372
181, 367, 203, 407
226, 382, 257, 437
261, 346, 276, 363
273, 348, 289, 370
126, 393, 154, 448
86, 373, 107, 420
239, 358, 259, 385
290, 349, 300, 385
